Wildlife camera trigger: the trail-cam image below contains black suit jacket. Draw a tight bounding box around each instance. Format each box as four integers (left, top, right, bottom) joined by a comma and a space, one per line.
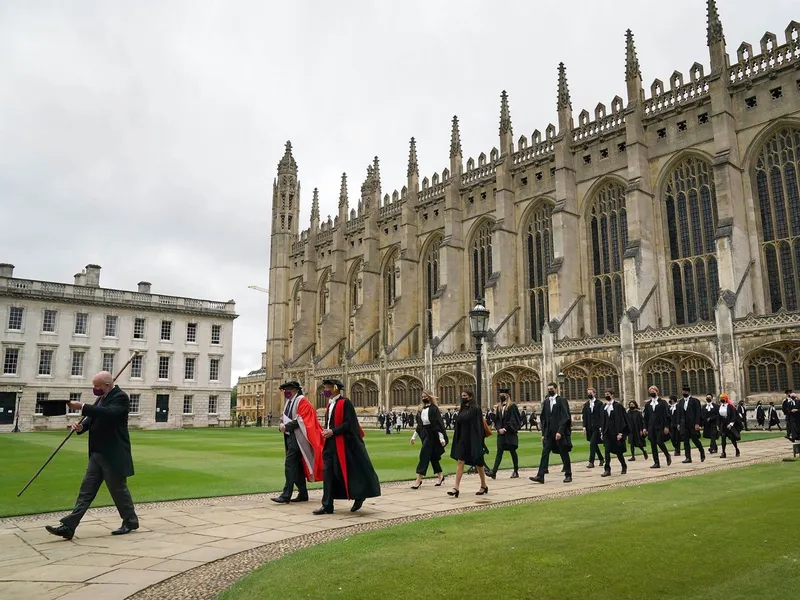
79, 385, 135, 478
541, 395, 572, 451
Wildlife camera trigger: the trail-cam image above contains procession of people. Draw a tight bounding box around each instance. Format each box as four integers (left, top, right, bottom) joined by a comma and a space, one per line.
41, 369, 797, 542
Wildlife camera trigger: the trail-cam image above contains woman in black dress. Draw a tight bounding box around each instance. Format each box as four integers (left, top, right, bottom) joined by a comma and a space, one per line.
717, 394, 742, 458
447, 390, 488, 497
410, 392, 448, 488
625, 399, 648, 461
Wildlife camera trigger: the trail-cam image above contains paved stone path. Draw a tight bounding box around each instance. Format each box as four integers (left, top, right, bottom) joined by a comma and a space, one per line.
0, 437, 793, 600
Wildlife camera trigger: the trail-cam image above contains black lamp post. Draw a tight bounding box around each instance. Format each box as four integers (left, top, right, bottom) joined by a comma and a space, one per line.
469, 299, 490, 408
12, 391, 21, 433
256, 392, 262, 427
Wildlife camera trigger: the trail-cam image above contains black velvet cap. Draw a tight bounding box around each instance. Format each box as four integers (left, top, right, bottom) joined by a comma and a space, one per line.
322, 378, 344, 390
40, 399, 70, 417
279, 381, 302, 391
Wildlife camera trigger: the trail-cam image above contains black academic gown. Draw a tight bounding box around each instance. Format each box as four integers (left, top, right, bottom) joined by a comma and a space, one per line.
326, 397, 381, 500
601, 402, 629, 455
626, 409, 646, 449
541, 396, 573, 452
702, 403, 720, 440
643, 398, 671, 444
450, 404, 485, 466
415, 403, 449, 462
495, 402, 522, 451
677, 396, 703, 439
756, 404, 765, 426
717, 403, 742, 440
79, 385, 135, 478
581, 398, 605, 440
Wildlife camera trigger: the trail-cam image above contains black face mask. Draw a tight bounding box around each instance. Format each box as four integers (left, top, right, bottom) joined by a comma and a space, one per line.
606, 396, 613, 401
422, 398, 430, 404
548, 391, 556, 397
587, 393, 594, 399
649, 392, 657, 398
682, 393, 689, 398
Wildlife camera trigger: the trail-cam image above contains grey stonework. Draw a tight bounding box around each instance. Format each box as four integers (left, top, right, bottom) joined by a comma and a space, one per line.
265, 3, 800, 415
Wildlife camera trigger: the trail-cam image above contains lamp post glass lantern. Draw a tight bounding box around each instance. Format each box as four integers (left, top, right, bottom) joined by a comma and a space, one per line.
469, 300, 490, 408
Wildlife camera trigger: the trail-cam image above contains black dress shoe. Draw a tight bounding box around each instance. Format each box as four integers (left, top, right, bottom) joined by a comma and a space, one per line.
45, 525, 74, 540
350, 499, 364, 512
487, 470, 497, 480
271, 497, 290, 504
563, 476, 573, 483
650, 463, 661, 469
621, 467, 627, 475
290, 496, 309, 503
510, 471, 519, 479
601, 471, 611, 477
529, 476, 544, 484
587, 463, 595, 468
682, 459, 692, 464
666, 455, 672, 466
111, 524, 138, 536
312, 506, 333, 515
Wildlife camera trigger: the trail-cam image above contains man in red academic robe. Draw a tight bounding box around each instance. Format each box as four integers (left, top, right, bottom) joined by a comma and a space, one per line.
313, 379, 381, 514
271, 381, 323, 504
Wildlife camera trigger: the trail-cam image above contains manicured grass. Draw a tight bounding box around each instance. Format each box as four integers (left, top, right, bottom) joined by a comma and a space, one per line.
0, 427, 782, 517
216, 462, 800, 600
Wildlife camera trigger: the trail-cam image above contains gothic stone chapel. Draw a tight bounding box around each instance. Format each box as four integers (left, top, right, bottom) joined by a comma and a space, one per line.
266, 1, 800, 415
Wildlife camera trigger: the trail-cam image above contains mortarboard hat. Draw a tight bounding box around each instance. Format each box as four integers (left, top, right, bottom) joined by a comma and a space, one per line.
322, 378, 344, 390
279, 381, 303, 391
40, 399, 70, 417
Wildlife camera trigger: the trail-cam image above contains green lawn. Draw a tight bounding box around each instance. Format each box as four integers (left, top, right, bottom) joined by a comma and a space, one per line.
217, 462, 800, 600
0, 427, 782, 517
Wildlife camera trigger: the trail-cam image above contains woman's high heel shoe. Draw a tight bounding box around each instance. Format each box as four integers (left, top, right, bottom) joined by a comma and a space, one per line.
434, 475, 446, 487
476, 486, 489, 495
447, 488, 460, 498
410, 481, 422, 489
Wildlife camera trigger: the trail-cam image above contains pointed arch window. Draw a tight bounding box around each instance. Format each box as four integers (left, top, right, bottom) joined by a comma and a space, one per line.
424, 236, 441, 341
753, 127, 800, 313
589, 182, 628, 334
525, 203, 552, 341
663, 156, 719, 324
644, 354, 716, 398
384, 252, 397, 309
291, 282, 301, 324
349, 260, 362, 311
319, 271, 330, 319
471, 221, 493, 301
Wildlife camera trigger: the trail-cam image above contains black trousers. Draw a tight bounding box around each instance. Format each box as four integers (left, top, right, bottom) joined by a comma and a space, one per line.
61, 453, 137, 531
416, 433, 443, 476
649, 436, 671, 465
603, 442, 627, 473
491, 443, 519, 473
279, 433, 308, 499
587, 429, 604, 464
682, 429, 706, 460
536, 436, 571, 478
720, 429, 739, 453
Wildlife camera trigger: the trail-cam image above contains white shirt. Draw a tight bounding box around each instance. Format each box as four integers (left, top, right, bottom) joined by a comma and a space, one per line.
605, 402, 614, 415
589, 398, 596, 411
549, 396, 557, 410
410, 405, 445, 444
325, 394, 341, 429
650, 398, 659, 409
719, 404, 728, 417
683, 397, 690, 410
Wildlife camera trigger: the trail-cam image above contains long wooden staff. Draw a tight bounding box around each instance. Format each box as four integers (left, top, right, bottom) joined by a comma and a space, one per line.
17, 351, 140, 497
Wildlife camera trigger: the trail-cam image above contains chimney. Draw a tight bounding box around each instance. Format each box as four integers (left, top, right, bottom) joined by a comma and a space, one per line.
137, 281, 152, 294
0, 263, 14, 278
84, 264, 101, 287
74, 271, 86, 286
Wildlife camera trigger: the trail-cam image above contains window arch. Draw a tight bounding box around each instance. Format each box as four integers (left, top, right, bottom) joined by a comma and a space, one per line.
663, 156, 720, 324
318, 271, 330, 319
384, 250, 398, 310
589, 181, 628, 334
291, 280, 302, 324
752, 127, 800, 313
389, 376, 424, 408
525, 202, 553, 341
423, 235, 442, 341
492, 367, 541, 403
744, 343, 800, 393
350, 379, 378, 408
348, 259, 362, 312
562, 360, 620, 402
643, 353, 716, 398
436, 371, 475, 405
471, 220, 493, 301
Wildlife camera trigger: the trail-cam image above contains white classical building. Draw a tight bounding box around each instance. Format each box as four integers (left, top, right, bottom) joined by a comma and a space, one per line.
0, 263, 237, 432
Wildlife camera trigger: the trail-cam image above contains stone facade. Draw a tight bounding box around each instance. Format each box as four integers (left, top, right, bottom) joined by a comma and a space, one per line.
235, 352, 268, 422
0, 264, 237, 431
265, 2, 800, 414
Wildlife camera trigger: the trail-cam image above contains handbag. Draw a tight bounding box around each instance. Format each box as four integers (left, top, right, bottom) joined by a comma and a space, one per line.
483, 417, 493, 438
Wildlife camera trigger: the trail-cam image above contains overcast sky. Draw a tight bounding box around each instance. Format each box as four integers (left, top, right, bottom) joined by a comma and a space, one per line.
0, 0, 796, 386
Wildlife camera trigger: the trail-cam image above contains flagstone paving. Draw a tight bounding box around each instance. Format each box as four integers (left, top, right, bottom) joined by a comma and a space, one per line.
0, 437, 794, 600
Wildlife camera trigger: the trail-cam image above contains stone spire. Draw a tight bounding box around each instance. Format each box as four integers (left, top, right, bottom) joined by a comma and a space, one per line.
372, 156, 381, 191
338, 173, 348, 208
557, 63, 571, 112
499, 90, 512, 135
311, 187, 320, 223
407, 137, 418, 177
450, 116, 462, 158
625, 29, 641, 82
707, 0, 725, 46
277, 140, 297, 175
